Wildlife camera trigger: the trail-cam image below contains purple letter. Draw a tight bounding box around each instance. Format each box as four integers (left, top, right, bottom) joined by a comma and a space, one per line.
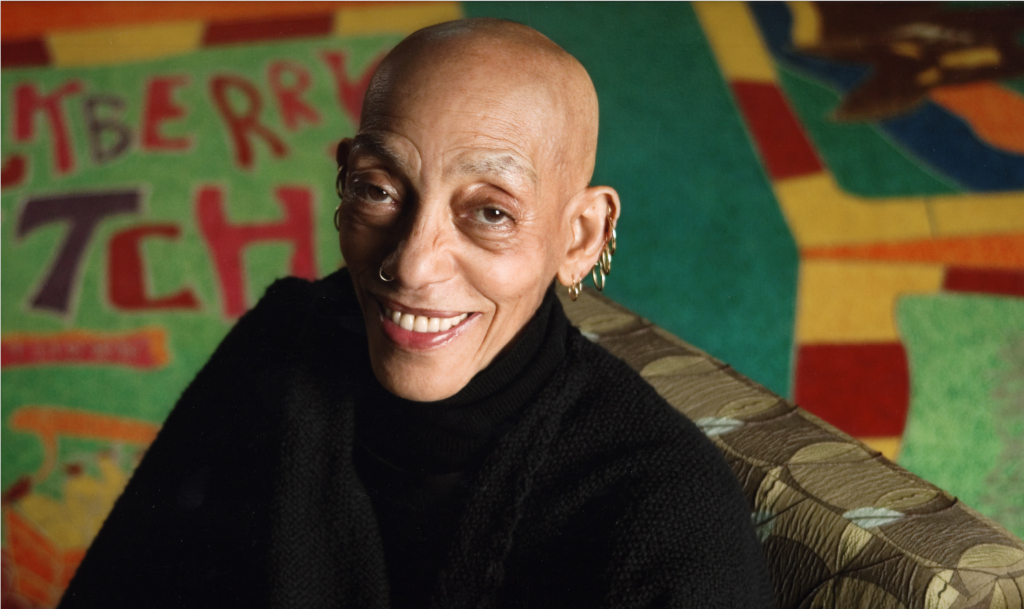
17, 190, 139, 313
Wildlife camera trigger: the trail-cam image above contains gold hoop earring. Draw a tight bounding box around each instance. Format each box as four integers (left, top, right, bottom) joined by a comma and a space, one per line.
333, 164, 347, 232
591, 226, 616, 291
591, 261, 606, 291
335, 164, 346, 200
568, 277, 582, 301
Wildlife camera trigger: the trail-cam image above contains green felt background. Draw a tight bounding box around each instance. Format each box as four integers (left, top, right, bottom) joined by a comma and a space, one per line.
1, 35, 399, 489
897, 294, 1024, 535
467, 2, 799, 397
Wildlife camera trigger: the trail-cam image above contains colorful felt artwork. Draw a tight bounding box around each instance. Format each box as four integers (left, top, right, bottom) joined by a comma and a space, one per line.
692, 0, 1023, 519
2, 2, 1022, 606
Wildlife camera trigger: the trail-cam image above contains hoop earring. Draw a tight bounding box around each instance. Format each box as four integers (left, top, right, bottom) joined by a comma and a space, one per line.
568, 277, 582, 301
591, 226, 616, 292
591, 260, 606, 291
379, 264, 395, 283
333, 164, 347, 232
335, 164, 346, 200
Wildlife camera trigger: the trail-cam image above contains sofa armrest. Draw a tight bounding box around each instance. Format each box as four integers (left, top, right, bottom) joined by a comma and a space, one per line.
560, 287, 1024, 609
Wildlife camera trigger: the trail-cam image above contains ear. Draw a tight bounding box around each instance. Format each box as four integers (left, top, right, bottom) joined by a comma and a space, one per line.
556, 185, 620, 288
336, 138, 353, 167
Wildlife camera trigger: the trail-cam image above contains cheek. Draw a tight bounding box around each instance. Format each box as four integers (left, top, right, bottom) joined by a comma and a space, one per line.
466, 237, 557, 314
339, 224, 384, 270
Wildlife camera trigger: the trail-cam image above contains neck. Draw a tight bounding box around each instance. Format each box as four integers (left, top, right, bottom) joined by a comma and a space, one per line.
353, 284, 567, 473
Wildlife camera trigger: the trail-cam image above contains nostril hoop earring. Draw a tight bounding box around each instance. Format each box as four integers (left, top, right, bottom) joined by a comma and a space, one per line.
379, 264, 395, 282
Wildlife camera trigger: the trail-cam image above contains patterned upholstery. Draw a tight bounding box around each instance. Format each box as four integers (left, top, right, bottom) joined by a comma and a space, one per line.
559, 287, 1024, 609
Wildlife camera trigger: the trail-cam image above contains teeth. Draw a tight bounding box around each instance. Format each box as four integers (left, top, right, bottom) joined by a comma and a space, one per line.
383, 307, 470, 333
399, 313, 414, 330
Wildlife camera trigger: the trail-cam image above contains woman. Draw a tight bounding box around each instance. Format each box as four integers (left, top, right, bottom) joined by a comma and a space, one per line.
60, 18, 773, 609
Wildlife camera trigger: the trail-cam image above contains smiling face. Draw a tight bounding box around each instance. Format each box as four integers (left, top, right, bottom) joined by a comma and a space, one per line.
337, 20, 616, 401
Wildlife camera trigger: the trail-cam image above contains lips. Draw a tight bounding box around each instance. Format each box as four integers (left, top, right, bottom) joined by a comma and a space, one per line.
374, 298, 477, 350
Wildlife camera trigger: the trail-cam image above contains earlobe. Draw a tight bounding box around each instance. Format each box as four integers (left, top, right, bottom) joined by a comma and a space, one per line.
557, 186, 620, 289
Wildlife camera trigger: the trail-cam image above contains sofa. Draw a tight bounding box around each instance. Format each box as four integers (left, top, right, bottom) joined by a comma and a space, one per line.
559, 287, 1024, 609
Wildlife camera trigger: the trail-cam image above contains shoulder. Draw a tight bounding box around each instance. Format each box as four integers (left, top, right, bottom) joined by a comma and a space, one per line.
243, 269, 352, 326
544, 327, 750, 522
559, 329, 725, 469
162, 269, 360, 433
529, 327, 748, 526
217, 269, 357, 354
514, 330, 774, 606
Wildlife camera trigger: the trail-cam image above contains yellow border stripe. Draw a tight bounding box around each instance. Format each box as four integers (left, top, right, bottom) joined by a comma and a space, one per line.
776, 174, 1024, 248
44, 3, 464, 68
774, 174, 934, 247
930, 194, 1024, 237
860, 436, 902, 461
692, 2, 777, 83
334, 2, 463, 37
786, 1, 821, 49
48, 22, 204, 68
795, 260, 944, 343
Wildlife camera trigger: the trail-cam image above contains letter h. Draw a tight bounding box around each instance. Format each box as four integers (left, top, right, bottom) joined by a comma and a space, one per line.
196, 185, 316, 318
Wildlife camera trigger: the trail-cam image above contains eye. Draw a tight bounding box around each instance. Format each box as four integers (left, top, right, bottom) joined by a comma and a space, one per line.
473, 207, 512, 226
350, 182, 394, 205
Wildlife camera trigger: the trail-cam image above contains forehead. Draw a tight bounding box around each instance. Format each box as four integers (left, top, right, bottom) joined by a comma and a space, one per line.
350, 129, 539, 192
357, 72, 565, 193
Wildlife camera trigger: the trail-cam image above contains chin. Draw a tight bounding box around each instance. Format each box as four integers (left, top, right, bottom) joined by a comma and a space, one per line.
369, 352, 472, 402
359, 293, 489, 402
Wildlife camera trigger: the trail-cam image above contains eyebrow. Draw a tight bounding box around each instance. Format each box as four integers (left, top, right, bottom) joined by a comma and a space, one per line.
350, 133, 410, 174
447, 152, 538, 189
350, 134, 537, 190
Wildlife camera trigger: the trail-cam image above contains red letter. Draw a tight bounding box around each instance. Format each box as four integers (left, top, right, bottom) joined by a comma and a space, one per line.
16, 190, 139, 314
196, 185, 316, 317
209, 75, 288, 170
142, 76, 192, 151
268, 61, 320, 131
320, 51, 383, 124
15, 80, 83, 175
2, 155, 27, 190
108, 224, 200, 310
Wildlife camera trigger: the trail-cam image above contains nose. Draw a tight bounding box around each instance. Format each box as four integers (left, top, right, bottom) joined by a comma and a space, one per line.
382, 204, 456, 290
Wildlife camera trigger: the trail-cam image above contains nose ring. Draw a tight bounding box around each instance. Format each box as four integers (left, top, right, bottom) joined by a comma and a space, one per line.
379, 264, 395, 283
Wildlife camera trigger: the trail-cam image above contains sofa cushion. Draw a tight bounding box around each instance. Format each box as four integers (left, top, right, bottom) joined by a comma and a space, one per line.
560, 287, 1024, 609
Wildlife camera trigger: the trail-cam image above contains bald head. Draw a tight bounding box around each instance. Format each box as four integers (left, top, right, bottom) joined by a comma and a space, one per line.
360, 18, 600, 192
337, 19, 620, 401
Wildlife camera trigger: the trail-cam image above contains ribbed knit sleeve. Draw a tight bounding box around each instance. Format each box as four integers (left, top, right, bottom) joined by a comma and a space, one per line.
58, 276, 316, 608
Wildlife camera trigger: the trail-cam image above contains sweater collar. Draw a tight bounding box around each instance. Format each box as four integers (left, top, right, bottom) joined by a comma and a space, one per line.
339, 277, 568, 474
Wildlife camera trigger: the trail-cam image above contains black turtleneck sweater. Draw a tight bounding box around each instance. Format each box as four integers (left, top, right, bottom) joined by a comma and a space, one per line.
354, 289, 566, 608
59, 269, 775, 609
